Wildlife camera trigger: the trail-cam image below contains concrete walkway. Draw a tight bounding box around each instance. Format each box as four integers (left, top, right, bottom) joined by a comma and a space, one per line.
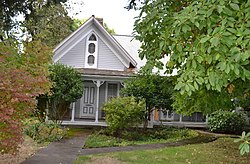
22, 136, 85, 164
22, 132, 218, 164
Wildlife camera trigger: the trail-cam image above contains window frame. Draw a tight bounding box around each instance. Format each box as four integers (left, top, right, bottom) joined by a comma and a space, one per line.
85, 32, 98, 68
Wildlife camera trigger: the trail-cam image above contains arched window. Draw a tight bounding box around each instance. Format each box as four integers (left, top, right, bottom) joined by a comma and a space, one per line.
88, 43, 95, 53
89, 34, 97, 41
85, 33, 98, 68
88, 55, 95, 65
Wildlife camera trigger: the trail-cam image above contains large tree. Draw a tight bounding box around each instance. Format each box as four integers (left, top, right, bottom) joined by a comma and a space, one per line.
0, 0, 67, 36
0, 0, 67, 153
24, 3, 74, 48
122, 73, 175, 127
133, 0, 250, 113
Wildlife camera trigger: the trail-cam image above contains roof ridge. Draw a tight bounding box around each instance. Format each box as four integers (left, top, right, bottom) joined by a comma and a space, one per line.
113, 34, 133, 37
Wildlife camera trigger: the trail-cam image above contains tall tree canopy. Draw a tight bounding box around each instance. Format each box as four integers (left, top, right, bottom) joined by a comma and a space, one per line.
0, 0, 67, 34
133, 0, 250, 112
24, 3, 74, 48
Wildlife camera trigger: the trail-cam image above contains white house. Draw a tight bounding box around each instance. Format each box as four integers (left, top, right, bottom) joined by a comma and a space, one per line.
53, 15, 206, 127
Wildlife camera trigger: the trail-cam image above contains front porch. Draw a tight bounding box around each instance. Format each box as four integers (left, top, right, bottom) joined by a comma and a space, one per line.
63, 109, 207, 128
63, 69, 207, 128
62, 120, 107, 127
67, 71, 128, 124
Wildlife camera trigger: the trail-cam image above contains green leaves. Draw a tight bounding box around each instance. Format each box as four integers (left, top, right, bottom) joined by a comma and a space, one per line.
208, 111, 247, 133
234, 131, 250, 155
134, 0, 250, 103
182, 24, 191, 33
210, 37, 220, 47
230, 3, 240, 10
239, 143, 250, 155
200, 36, 210, 43
103, 96, 145, 134
217, 5, 224, 13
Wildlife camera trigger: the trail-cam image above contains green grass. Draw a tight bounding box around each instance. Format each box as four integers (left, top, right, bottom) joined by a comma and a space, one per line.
84, 128, 198, 148
76, 137, 250, 164
66, 128, 92, 138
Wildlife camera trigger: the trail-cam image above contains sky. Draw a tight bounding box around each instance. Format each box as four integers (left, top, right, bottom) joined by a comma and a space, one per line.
68, 0, 140, 35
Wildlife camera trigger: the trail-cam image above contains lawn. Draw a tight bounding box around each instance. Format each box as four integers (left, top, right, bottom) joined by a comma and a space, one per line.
84, 127, 198, 148
76, 137, 250, 164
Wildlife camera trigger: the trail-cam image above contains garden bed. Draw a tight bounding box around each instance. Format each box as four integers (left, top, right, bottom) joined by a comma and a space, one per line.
84, 127, 198, 148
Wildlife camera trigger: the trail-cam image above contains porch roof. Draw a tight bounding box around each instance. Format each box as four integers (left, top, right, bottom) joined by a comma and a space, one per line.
76, 68, 135, 77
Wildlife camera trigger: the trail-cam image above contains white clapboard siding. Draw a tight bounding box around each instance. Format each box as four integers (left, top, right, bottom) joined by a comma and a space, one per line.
58, 38, 86, 68
53, 25, 93, 61
97, 39, 125, 71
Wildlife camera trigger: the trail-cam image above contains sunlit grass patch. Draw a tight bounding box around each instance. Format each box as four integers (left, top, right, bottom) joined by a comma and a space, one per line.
77, 137, 250, 164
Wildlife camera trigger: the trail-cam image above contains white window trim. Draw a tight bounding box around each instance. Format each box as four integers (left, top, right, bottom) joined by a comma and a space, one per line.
85, 33, 98, 68
105, 82, 119, 102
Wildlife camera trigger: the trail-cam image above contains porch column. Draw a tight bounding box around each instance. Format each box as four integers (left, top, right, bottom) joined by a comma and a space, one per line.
45, 108, 49, 122
93, 80, 104, 123
120, 82, 125, 87
45, 101, 49, 122
152, 107, 155, 122
205, 115, 208, 123
179, 114, 183, 122
71, 102, 75, 122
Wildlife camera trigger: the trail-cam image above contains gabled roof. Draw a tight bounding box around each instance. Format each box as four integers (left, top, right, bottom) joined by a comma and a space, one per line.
53, 15, 137, 68
114, 35, 177, 76
113, 35, 146, 70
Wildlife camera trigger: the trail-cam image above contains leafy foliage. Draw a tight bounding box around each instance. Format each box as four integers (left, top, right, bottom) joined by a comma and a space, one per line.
208, 110, 247, 134
102, 97, 145, 136
84, 127, 198, 148
234, 131, 250, 155
122, 73, 175, 127
0, 39, 51, 154
135, 0, 250, 95
24, 3, 74, 48
172, 88, 233, 115
0, 0, 75, 155
0, 0, 67, 34
134, 0, 250, 114
37, 63, 83, 123
24, 121, 67, 143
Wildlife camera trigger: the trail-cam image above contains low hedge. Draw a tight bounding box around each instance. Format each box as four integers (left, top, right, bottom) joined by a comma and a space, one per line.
208, 110, 247, 134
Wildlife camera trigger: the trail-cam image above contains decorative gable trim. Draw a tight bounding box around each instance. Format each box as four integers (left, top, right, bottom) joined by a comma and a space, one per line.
53, 16, 93, 53
53, 15, 137, 68
92, 18, 137, 67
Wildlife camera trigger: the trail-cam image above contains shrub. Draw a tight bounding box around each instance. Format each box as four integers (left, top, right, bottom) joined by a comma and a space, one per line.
208, 111, 247, 134
84, 134, 124, 148
24, 122, 67, 143
0, 40, 51, 154
84, 127, 199, 148
102, 97, 145, 136
36, 63, 83, 124
122, 73, 175, 128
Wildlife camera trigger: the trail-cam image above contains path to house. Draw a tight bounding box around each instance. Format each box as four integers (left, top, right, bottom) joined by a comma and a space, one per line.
22, 136, 86, 164
22, 131, 227, 164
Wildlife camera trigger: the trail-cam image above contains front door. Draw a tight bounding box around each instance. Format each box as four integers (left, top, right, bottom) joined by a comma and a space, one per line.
80, 83, 96, 118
